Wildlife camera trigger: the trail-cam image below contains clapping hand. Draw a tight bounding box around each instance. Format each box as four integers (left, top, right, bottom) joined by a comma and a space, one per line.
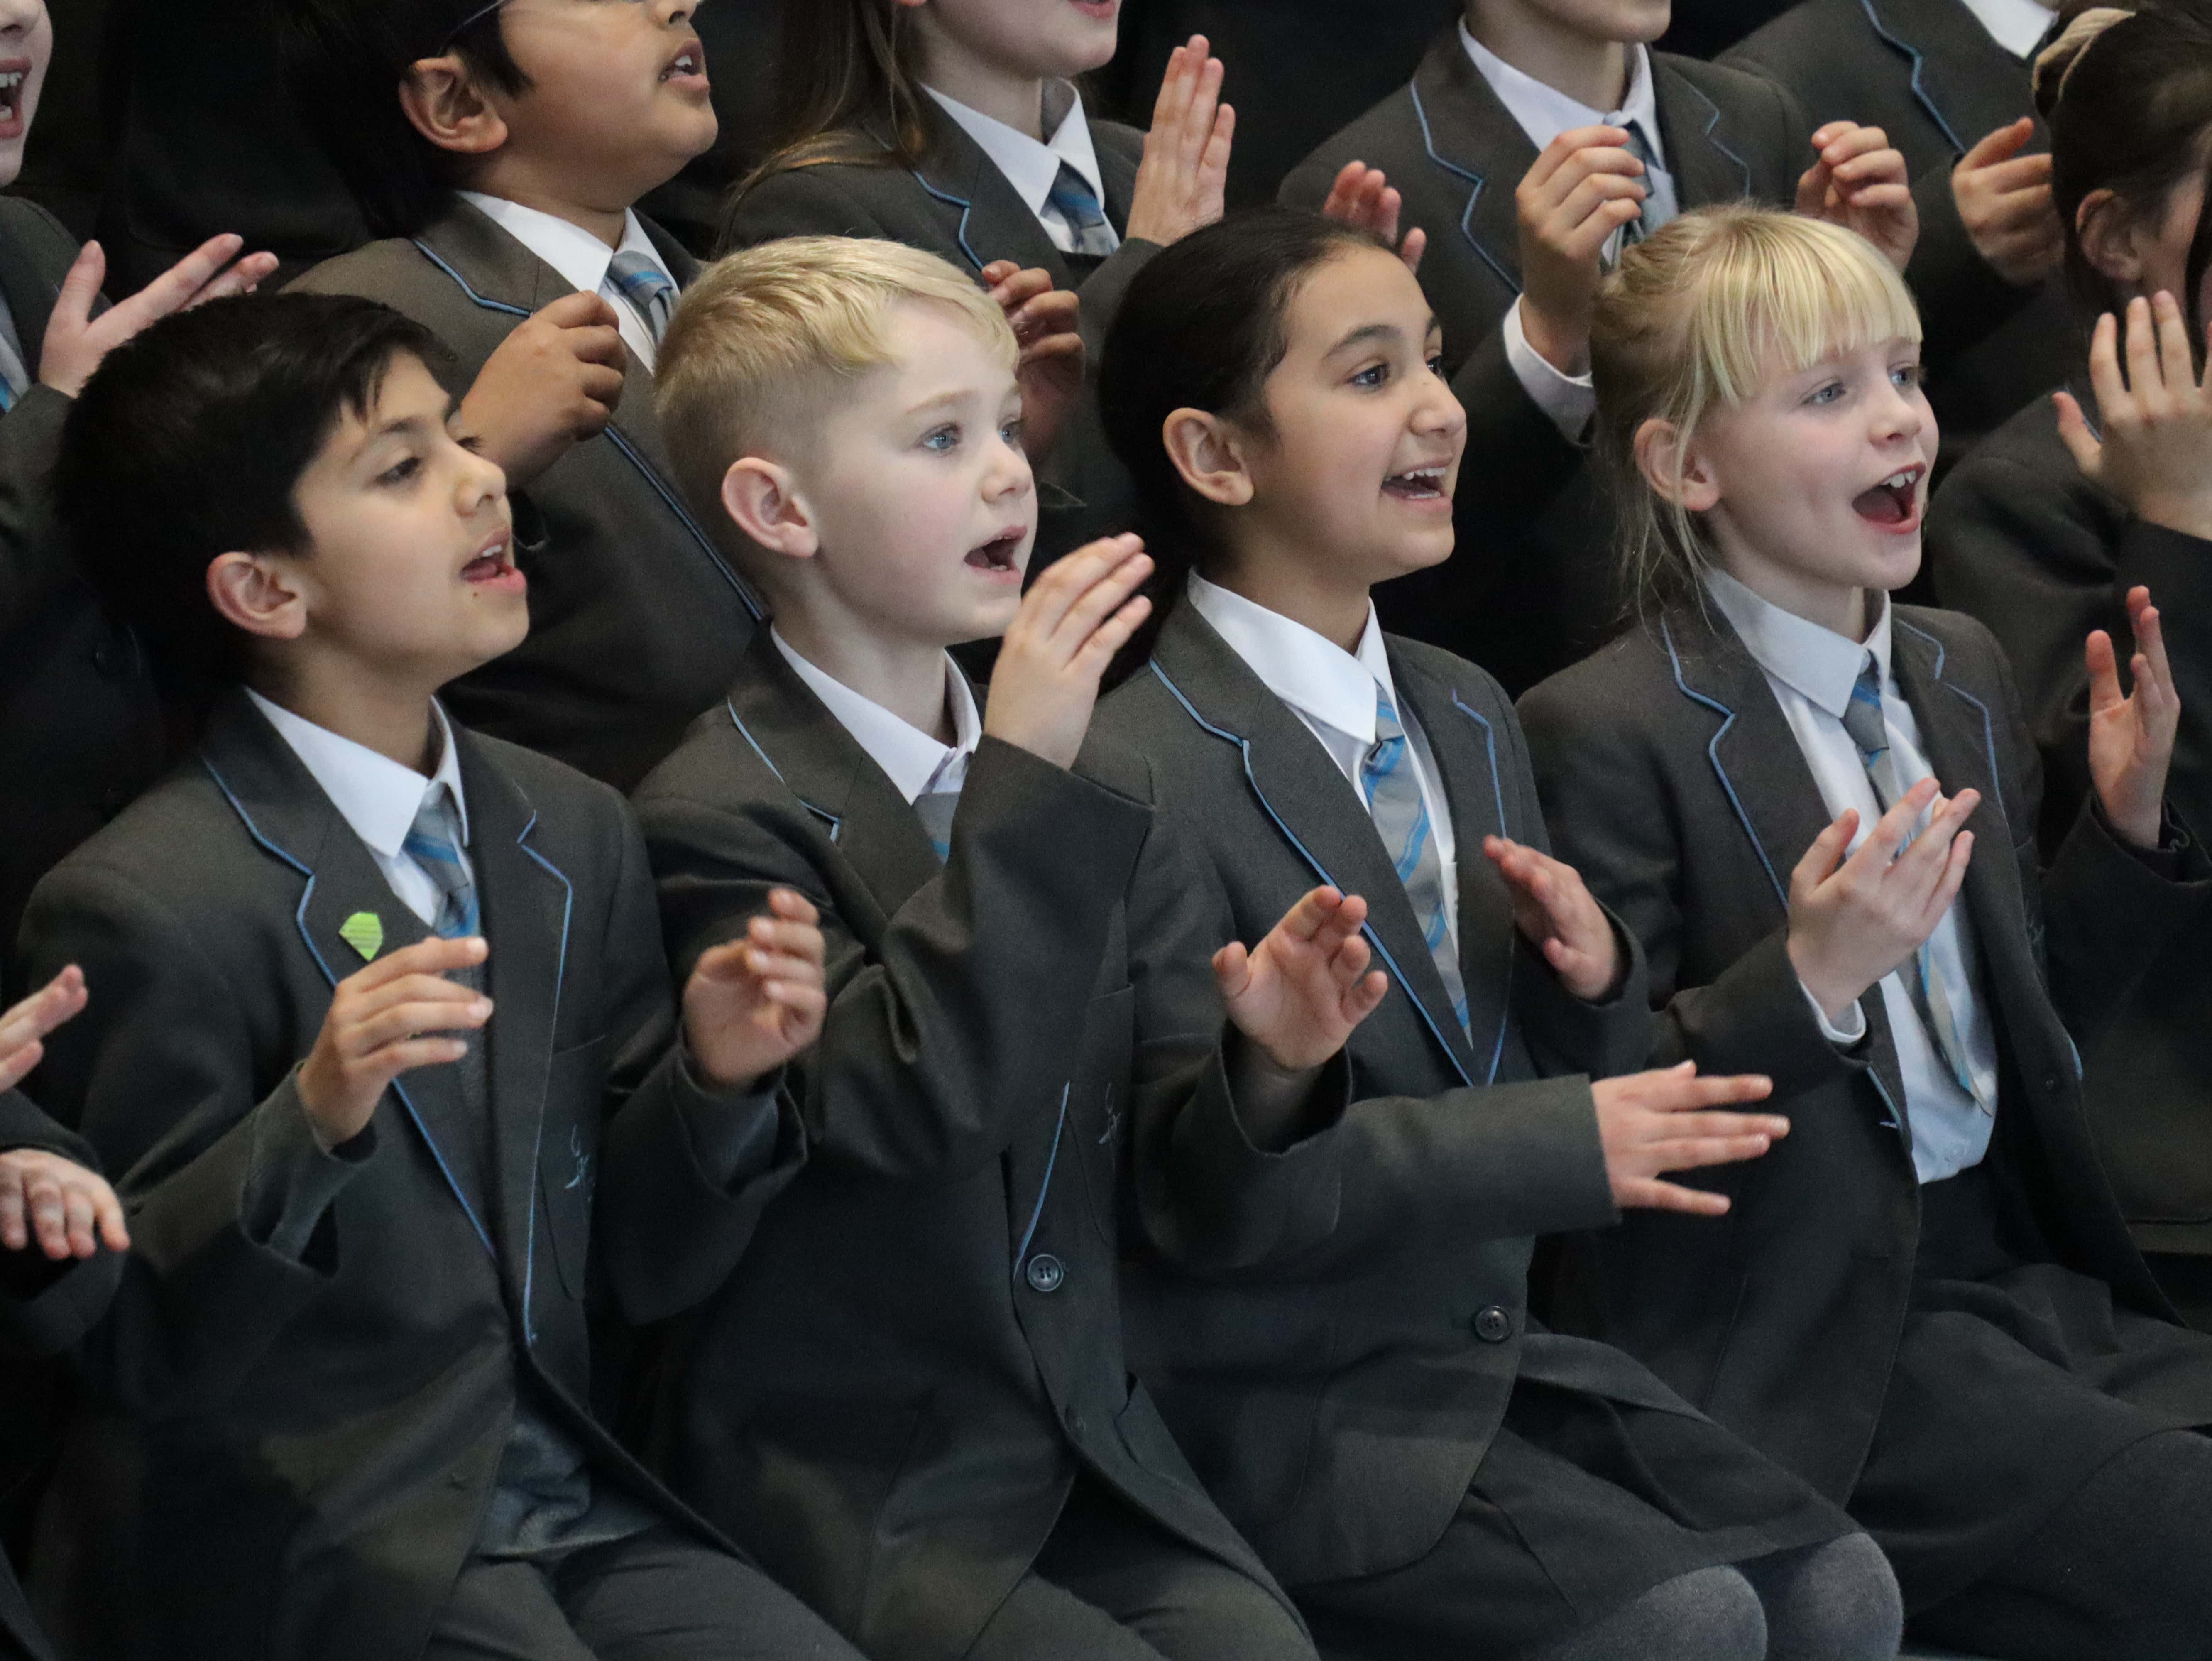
1483, 836, 1619, 1001
683, 889, 828, 1090
1798, 122, 1918, 272
1215, 886, 1389, 1073
2056, 292, 2212, 541
2085, 586, 2180, 851
1125, 36, 1234, 247
981, 262, 1085, 461
39, 234, 281, 399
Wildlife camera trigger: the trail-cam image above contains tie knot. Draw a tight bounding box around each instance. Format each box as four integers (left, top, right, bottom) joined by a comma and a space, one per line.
608, 248, 676, 341
1047, 163, 1107, 224
1841, 657, 1889, 761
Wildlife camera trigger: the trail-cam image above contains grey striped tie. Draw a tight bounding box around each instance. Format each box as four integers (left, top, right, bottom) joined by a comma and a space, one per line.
1360, 688, 1468, 1035
608, 248, 677, 345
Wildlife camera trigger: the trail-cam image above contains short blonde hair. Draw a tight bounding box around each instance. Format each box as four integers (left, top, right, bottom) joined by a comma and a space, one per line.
656, 236, 1017, 551
1589, 206, 1923, 616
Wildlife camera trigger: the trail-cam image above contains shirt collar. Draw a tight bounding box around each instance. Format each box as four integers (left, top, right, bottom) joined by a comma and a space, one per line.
1460, 22, 1666, 164
1958, 0, 2059, 59
1187, 573, 1397, 746
770, 627, 982, 804
457, 192, 665, 298
924, 81, 1107, 218
246, 690, 471, 857
1704, 566, 1894, 720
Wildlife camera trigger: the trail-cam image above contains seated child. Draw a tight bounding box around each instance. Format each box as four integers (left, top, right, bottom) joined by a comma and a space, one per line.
1090, 207, 1904, 1661
1519, 203, 2212, 1661
18, 290, 865, 1661
1280, 0, 1916, 693
634, 235, 1376, 1661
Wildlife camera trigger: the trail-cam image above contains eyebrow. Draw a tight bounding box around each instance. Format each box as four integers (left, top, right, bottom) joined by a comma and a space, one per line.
1324, 315, 1441, 358
902, 388, 981, 419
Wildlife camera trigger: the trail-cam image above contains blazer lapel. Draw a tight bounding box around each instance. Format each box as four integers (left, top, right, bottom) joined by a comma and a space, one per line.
1652, 56, 1757, 210
1861, 0, 2034, 159
1410, 34, 1533, 297
908, 105, 1074, 287
1095, 125, 1142, 238
1150, 608, 1481, 1085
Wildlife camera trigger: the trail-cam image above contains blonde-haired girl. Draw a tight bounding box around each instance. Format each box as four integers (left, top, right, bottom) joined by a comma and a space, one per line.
1521, 202, 2212, 1661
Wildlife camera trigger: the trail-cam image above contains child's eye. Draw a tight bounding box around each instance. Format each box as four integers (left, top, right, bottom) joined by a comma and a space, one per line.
1427, 353, 1446, 377
922, 424, 961, 453
377, 456, 423, 486
1805, 381, 1847, 407
1352, 362, 1391, 390
1001, 418, 1026, 451
1891, 363, 1925, 390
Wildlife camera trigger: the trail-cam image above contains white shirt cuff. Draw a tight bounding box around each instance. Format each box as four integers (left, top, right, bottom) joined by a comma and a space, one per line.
1799, 977, 1867, 1046
1504, 299, 1598, 442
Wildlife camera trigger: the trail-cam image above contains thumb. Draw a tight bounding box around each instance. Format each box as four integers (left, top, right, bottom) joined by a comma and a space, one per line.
1960, 115, 2033, 171
2053, 390, 2102, 477
537, 289, 621, 331
1212, 941, 1254, 1002
50, 240, 105, 335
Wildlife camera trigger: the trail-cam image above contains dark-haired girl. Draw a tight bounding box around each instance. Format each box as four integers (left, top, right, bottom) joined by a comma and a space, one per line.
1928, 0, 2212, 1330
1091, 207, 1903, 1661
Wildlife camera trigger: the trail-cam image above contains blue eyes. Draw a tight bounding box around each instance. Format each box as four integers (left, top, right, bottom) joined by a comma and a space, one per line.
1804, 365, 1923, 407
922, 421, 1025, 453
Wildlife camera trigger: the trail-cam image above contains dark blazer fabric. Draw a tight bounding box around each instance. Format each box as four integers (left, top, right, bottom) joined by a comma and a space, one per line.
723, 104, 1156, 563
0, 196, 169, 966
1089, 603, 1847, 1612
629, 633, 1305, 1661
14, 693, 800, 1661
1722, 0, 2075, 471
1280, 30, 1808, 695
1930, 387, 2212, 1276
289, 198, 763, 791
1518, 601, 2212, 1605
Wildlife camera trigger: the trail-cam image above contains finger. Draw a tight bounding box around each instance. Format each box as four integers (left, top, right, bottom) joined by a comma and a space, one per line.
1211, 940, 1253, 1001
91, 1183, 129, 1253
2124, 295, 2161, 398
366, 1037, 473, 1081
1818, 125, 1891, 164
1046, 547, 1155, 655
1959, 116, 2035, 171
184, 250, 284, 308
2053, 389, 2102, 476
1318, 161, 1369, 222
1620, 1177, 1733, 1217
991, 267, 1054, 314
767, 887, 822, 928
48, 240, 105, 336
1651, 1074, 1780, 1111
2086, 628, 2124, 718
1835, 182, 1913, 215
1177, 57, 1226, 168
979, 259, 1021, 288
2153, 289, 2197, 395
0, 1039, 39, 1095
0, 1177, 23, 1252
762, 982, 827, 1027
1645, 1131, 1782, 1171
1534, 144, 1647, 215
1523, 127, 1636, 201
1015, 533, 1144, 637
346, 934, 489, 992
1199, 100, 1235, 188
566, 325, 631, 372
741, 949, 820, 988
350, 997, 495, 1055
1399, 225, 1428, 273
690, 939, 759, 986
1148, 42, 1194, 134
1922, 829, 1974, 925
0, 964, 89, 1050
105, 233, 248, 334
1857, 777, 1940, 865
26, 1178, 66, 1259
345, 972, 497, 1029
1070, 593, 1154, 671
1343, 967, 1390, 1024
1274, 886, 1346, 945
1793, 809, 1859, 893
1795, 160, 1834, 218
744, 914, 826, 958
1557, 194, 1646, 264
63, 1186, 97, 1259
1976, 153, 2053, 195
2131, 592, 2177, 710
1326, 931, 1374, 991
2083, 311, 2127, 416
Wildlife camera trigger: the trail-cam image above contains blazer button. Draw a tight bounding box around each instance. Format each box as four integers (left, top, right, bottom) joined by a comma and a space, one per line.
2043, 1073, 2061, 1095
90, 640, 127, 677
1472, 1305, 1514, 1344
1025, 1253, 1065, 1294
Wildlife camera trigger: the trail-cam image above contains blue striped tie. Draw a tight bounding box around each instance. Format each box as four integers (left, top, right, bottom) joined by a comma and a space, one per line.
608, 248, 677, 345
403, 785, 480, 940
913, 787, 960, 867
1045, 163, 1120, 258
1360, 689, 1468, 1034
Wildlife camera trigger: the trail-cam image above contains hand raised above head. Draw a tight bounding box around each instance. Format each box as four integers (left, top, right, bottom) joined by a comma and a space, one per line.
39, 234, 283, 399
1317, 162, 1427, 274
1126, 36, 1234, 248
684, 888, 828, 1091
2056, 292, 2212, 541
1215, 885, 1390, 1075
1514, 125, 1648, 376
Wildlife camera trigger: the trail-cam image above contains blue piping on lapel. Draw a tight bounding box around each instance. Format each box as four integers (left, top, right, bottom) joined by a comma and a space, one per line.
1893, 620, 2004, 817
408, 239, 763, 621
1858, 0, 1969, 156
1012, 1084, 1069, 1280
202, 758, 498, 1259
1149, 663, 1475, 1089
1659, 619, 1786, 906
912, 172, 984, 272
727, 702, 843, 843
512, 808, 573, 1346
1448, 692, 1514, 1085
1409, 81, 1520, 296
1676, 79, 1752, 197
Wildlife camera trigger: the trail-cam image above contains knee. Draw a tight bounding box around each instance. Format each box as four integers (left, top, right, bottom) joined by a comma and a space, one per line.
1619, 1566, 1769, 1661
1755, 1533, 1904, 1661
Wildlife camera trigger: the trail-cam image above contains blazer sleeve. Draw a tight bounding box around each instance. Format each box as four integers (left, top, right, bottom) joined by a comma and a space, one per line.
0, 206, 83, 639
0, 1090, 125, 1357
1903, 155, 2042, 376
1450, 321, 1588, 517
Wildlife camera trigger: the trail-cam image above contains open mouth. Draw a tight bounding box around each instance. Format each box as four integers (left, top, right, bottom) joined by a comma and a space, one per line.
1382, 464, 1450, 503
1850, 465, 1924, 529
460, 538, 524, 591
660, 40, 705, 83
964, 532, 1025, 576
0, 65, 29, 132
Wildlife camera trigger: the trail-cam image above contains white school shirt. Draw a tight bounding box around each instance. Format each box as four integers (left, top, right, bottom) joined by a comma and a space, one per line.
458, 192, 676, 372
924, 81, 1120, 257
1705, 569, 2003, 1183
247, 690, 473, 929
1960, 0, 2059, 60
1187, 573, 1460, 945
1462, 23, 1678, 442
770, 627, 983, 803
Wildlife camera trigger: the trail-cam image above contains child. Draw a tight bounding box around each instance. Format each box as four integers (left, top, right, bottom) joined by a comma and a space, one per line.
1518, 204, 2212, 1661
18, 291, 864, 1661
1279, 0, 1916, 694
1091, 208, 1903, 1661
634, 234, 1376, 1661
276, 0, 761, 789
1722, 0, 2075, 468
1928, 0, 2212, 1327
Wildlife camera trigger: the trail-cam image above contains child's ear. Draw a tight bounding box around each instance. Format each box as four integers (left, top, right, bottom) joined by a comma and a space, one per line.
720, 458, 820, 561
206, 553, 311, 644
399, 56, 510, 159
2074, 189, 2142, 290
1632, 416, 1720, 514
1162, 409, 1255, 509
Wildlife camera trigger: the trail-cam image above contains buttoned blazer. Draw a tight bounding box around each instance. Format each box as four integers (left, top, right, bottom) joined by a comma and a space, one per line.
15, 692, 794, 1661
289, 198, 763, 791
1517, 600, 2212, 1498
629, 632, 1306, 1660
1090, 601, 1676, 1588
1280, 29, 1806, 694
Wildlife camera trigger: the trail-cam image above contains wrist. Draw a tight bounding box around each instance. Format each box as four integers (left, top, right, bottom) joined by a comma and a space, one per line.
1785, 934, 1861, 1026
2128, 490, 2212, 542
1517, 296, 1590, 377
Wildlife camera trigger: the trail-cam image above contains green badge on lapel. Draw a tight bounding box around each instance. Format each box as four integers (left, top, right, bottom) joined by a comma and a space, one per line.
339, 911, 385, 963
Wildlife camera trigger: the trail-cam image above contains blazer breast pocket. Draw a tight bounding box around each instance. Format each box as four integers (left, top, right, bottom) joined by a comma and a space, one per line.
537, 1034, 606, 1301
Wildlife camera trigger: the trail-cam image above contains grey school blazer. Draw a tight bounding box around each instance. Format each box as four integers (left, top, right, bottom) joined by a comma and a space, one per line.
289, 198, 763, 790
15, 691, 798, 1661
1090, 602, 1684, 1589
629, 633, 1310, 1661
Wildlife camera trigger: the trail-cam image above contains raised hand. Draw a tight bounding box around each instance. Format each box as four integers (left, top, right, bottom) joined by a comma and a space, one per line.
1215, 886, 1389, 1073
296, 936, 493, 1151
1482, 835, 1618, 1001
1786, 779, 1980, 1024
981, 533, 1153, 769
981, 262, 1085, 461
1953, 118, 2062, 288
39, 234, 282, 399
2086, 586, 2180, 850
1514, 125, 1649, 375
0, 1150, 128, 1260
2056, 292, 2212, 540
452, 290, 628, 489
1798, 122, 1917, 272
1316, 161, 1427, 273
683, 888, 829, 1090
1594, 1062, 1785, 1216
0, 965, 88, 1095
1125, 36, 1234, 248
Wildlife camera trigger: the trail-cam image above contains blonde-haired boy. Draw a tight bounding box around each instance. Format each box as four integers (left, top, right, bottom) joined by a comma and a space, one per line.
630, 236, 1384, 1659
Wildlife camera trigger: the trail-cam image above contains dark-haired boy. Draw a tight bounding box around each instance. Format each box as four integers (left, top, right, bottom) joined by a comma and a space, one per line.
18, 290, 862, 1661
276, 0, 756, 788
